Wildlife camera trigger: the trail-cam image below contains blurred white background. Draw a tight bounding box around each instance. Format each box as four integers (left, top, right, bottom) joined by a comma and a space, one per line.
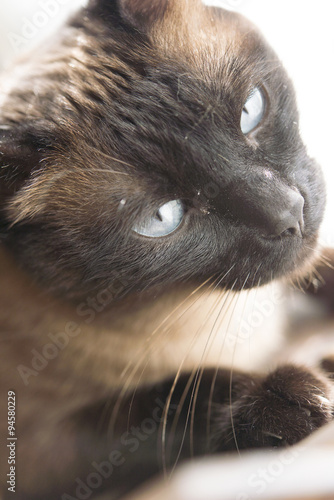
0, 0, 333, 246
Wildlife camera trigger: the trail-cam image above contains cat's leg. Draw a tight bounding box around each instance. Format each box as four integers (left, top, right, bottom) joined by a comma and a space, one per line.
18, 365, 331, 500
54, 365, 333, 500
123, 366, 333, 454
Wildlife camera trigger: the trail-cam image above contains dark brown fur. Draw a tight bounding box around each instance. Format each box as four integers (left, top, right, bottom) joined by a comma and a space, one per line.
0, 1, 332, 499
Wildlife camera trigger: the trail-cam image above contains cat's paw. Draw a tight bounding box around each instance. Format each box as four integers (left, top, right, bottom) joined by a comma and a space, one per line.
217, 365, 334, 451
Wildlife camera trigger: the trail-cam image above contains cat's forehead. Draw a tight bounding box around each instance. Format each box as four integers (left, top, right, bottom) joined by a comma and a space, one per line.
0, 0, 288, 213
150, 4, 265, 75
133, 5, 275, 117
60, 5, 281, 198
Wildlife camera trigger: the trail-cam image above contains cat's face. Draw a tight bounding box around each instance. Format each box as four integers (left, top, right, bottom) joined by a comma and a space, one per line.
0, 0, 325, 300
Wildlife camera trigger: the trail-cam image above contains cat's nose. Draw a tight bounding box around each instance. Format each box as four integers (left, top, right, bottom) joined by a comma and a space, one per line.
264, 188, 305, 238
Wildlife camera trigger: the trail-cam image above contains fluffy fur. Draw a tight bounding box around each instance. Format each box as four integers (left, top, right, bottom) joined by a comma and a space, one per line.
0, 1, 331, 499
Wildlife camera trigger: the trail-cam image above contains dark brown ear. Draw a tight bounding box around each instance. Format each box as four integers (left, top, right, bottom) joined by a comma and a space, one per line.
89, 0, 171, 31
118, 0, 170, 30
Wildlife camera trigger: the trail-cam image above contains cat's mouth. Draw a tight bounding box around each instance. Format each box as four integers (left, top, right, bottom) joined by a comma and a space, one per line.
217, 228, 320, 292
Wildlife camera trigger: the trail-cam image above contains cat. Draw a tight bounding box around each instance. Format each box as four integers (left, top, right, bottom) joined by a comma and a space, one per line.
0, 0, 333, 499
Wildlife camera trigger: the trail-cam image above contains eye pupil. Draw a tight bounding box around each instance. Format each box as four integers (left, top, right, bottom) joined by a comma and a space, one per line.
240, 87, 265, 134
155, 210, 163, 222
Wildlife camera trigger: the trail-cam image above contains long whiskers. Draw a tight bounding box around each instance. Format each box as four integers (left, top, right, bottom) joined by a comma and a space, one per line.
105, 276, 216, 441
167, 285, 232, 472
204, 280, 240, 451
188, 282, 239, 459
160, 276, 228, 475
124, 279, 217, 432
226, 273, 251, 455
160, 265, 236, 476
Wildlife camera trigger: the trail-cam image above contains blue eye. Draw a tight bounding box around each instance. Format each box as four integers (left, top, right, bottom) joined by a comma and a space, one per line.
240, 87, 265, 134
132, 200, 184, 237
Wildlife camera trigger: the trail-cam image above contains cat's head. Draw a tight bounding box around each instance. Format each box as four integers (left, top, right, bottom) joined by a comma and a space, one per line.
0, 0, 325, 300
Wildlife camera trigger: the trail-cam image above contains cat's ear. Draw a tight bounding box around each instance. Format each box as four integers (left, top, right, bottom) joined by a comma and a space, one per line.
91, 0, 203, 32
90, 0, 173, 31
118, 0, 170, 30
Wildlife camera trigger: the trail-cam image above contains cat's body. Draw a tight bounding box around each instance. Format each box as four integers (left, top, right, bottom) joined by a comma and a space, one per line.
0, 245, 285, 499
0, 1, 332, 499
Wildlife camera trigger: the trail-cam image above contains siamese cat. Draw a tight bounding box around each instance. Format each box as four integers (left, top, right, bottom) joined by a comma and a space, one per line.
0, 1, 333, 499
